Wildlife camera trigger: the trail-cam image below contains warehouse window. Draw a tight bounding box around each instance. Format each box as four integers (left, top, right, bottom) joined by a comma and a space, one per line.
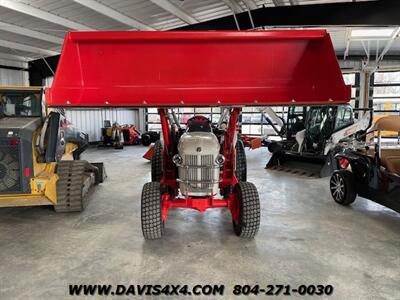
145, 73, 363, 137
146, 107, 221, 132
373, 71, 400, 116
342, 73, 358, 108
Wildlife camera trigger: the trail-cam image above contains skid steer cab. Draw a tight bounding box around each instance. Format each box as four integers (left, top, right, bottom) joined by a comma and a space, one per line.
266, 105, 371, 177
143, 108, 260, 239
0, 86, 105, 211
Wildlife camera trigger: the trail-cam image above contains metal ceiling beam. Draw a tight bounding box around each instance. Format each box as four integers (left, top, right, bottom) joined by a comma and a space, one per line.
0, 21, 63, 44
221, 0, 243, 14
0, 40, 59, 56
73, 0, 155, 30
149, 0, 198, 25
271, 0, 280, 6
0, 52, 32, 62
0, 58, 28, 69
0, 0, 92, 30
242, 0, 258, 10
177, 0, 400, 30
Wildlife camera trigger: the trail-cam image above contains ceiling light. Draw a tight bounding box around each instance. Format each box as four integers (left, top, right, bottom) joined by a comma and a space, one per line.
351, 28, 395, 38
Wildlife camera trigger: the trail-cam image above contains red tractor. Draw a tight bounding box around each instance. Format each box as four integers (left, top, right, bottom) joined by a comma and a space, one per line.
46, 30, 350, 239
145, 110, 256, 239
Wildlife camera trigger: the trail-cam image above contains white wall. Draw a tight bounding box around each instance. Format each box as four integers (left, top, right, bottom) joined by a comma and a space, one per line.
65, 108, 140, 142
44, 76, 146, 140
0, 68, 29, 86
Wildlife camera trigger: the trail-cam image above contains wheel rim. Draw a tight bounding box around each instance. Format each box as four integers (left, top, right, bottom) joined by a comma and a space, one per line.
330, 173, 345, 202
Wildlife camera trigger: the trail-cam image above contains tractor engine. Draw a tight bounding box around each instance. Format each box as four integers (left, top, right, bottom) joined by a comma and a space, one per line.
173, 116, 224, 197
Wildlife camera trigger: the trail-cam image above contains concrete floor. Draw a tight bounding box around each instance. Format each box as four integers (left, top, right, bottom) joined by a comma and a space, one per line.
0, 146, 399, 300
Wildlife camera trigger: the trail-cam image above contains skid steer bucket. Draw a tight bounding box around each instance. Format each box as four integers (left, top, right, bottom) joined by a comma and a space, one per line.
266, 150, 336, 178
46, 30, 350, 108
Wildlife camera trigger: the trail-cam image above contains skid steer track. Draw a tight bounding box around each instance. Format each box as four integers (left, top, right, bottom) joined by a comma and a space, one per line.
54, 160, 95, 212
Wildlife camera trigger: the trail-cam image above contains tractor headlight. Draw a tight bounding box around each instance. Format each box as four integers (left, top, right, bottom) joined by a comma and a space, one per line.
173, 154, 183, 165
215, 154, 225, 166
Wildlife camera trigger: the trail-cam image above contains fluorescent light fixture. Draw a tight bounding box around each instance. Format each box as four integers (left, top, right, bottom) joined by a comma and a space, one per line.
351, 28, 395, 38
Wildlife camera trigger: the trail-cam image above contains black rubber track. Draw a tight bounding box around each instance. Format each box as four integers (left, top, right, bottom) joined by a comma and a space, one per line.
235, 140, 247, 182
233, 182, 261, 238
141, 182, 164, 239
54, 160, 87, 212
151, 140, 163, 182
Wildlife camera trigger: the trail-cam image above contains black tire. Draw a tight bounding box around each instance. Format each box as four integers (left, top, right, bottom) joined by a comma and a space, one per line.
151, 141, 163, 182
141, 182, 164, 240
233, 182, 261, 238
141, 134, 151, 146
235, 140, 247, 182
330, 170, 357, 206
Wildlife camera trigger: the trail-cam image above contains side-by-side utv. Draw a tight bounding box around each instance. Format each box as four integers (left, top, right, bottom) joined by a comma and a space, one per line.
330, 115, 400, 213
266, 105, 371, 177
0, 86, 104, 211
45, 30, 351, 239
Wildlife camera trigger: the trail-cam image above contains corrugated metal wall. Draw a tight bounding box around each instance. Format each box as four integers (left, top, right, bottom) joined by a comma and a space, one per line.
0, 68, 29, 86
65, 108, 139, 142
44, 76, 144, 142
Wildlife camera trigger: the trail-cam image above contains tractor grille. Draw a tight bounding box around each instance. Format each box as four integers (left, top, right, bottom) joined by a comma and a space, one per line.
0, 138, 22, 194
179, 154, 218, 194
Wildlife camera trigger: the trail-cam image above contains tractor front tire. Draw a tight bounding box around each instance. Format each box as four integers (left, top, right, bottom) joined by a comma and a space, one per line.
236, 140, 247, 182
330, 170, 357, 206
233, 182, 260, 238
141, 182, 164, 240
151, 140, 163, 182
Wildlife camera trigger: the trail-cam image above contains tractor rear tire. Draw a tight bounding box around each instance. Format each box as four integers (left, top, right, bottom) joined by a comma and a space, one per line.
330, 170, 357, 206
141, 182, 164, 240
233, 182, 260, 238
151, 140, 163, 182
236, 140, 247, 182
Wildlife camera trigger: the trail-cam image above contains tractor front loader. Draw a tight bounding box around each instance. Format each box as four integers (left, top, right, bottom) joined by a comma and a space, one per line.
0, 86, 104, 211
46, 30, 350, 239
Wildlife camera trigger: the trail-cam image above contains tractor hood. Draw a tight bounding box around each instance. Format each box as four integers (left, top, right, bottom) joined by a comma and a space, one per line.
46, 30, 350, 108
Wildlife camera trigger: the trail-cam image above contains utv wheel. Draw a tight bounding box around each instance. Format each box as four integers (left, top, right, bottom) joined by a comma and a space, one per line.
233, 182, 261, 238
141, 182, 164, 240
330, 170, 357, 206
235, 140, 247, 182
151, 140, 163, 182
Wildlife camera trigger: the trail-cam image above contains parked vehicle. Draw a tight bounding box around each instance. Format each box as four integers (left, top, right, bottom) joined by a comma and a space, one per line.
330, 115, 400, 213
266, 105, 371, 177
0, 86, 104, 211
99, 120, 124, 149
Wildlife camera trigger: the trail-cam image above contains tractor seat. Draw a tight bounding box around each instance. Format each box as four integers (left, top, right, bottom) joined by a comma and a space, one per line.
380, 149, 400, 175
